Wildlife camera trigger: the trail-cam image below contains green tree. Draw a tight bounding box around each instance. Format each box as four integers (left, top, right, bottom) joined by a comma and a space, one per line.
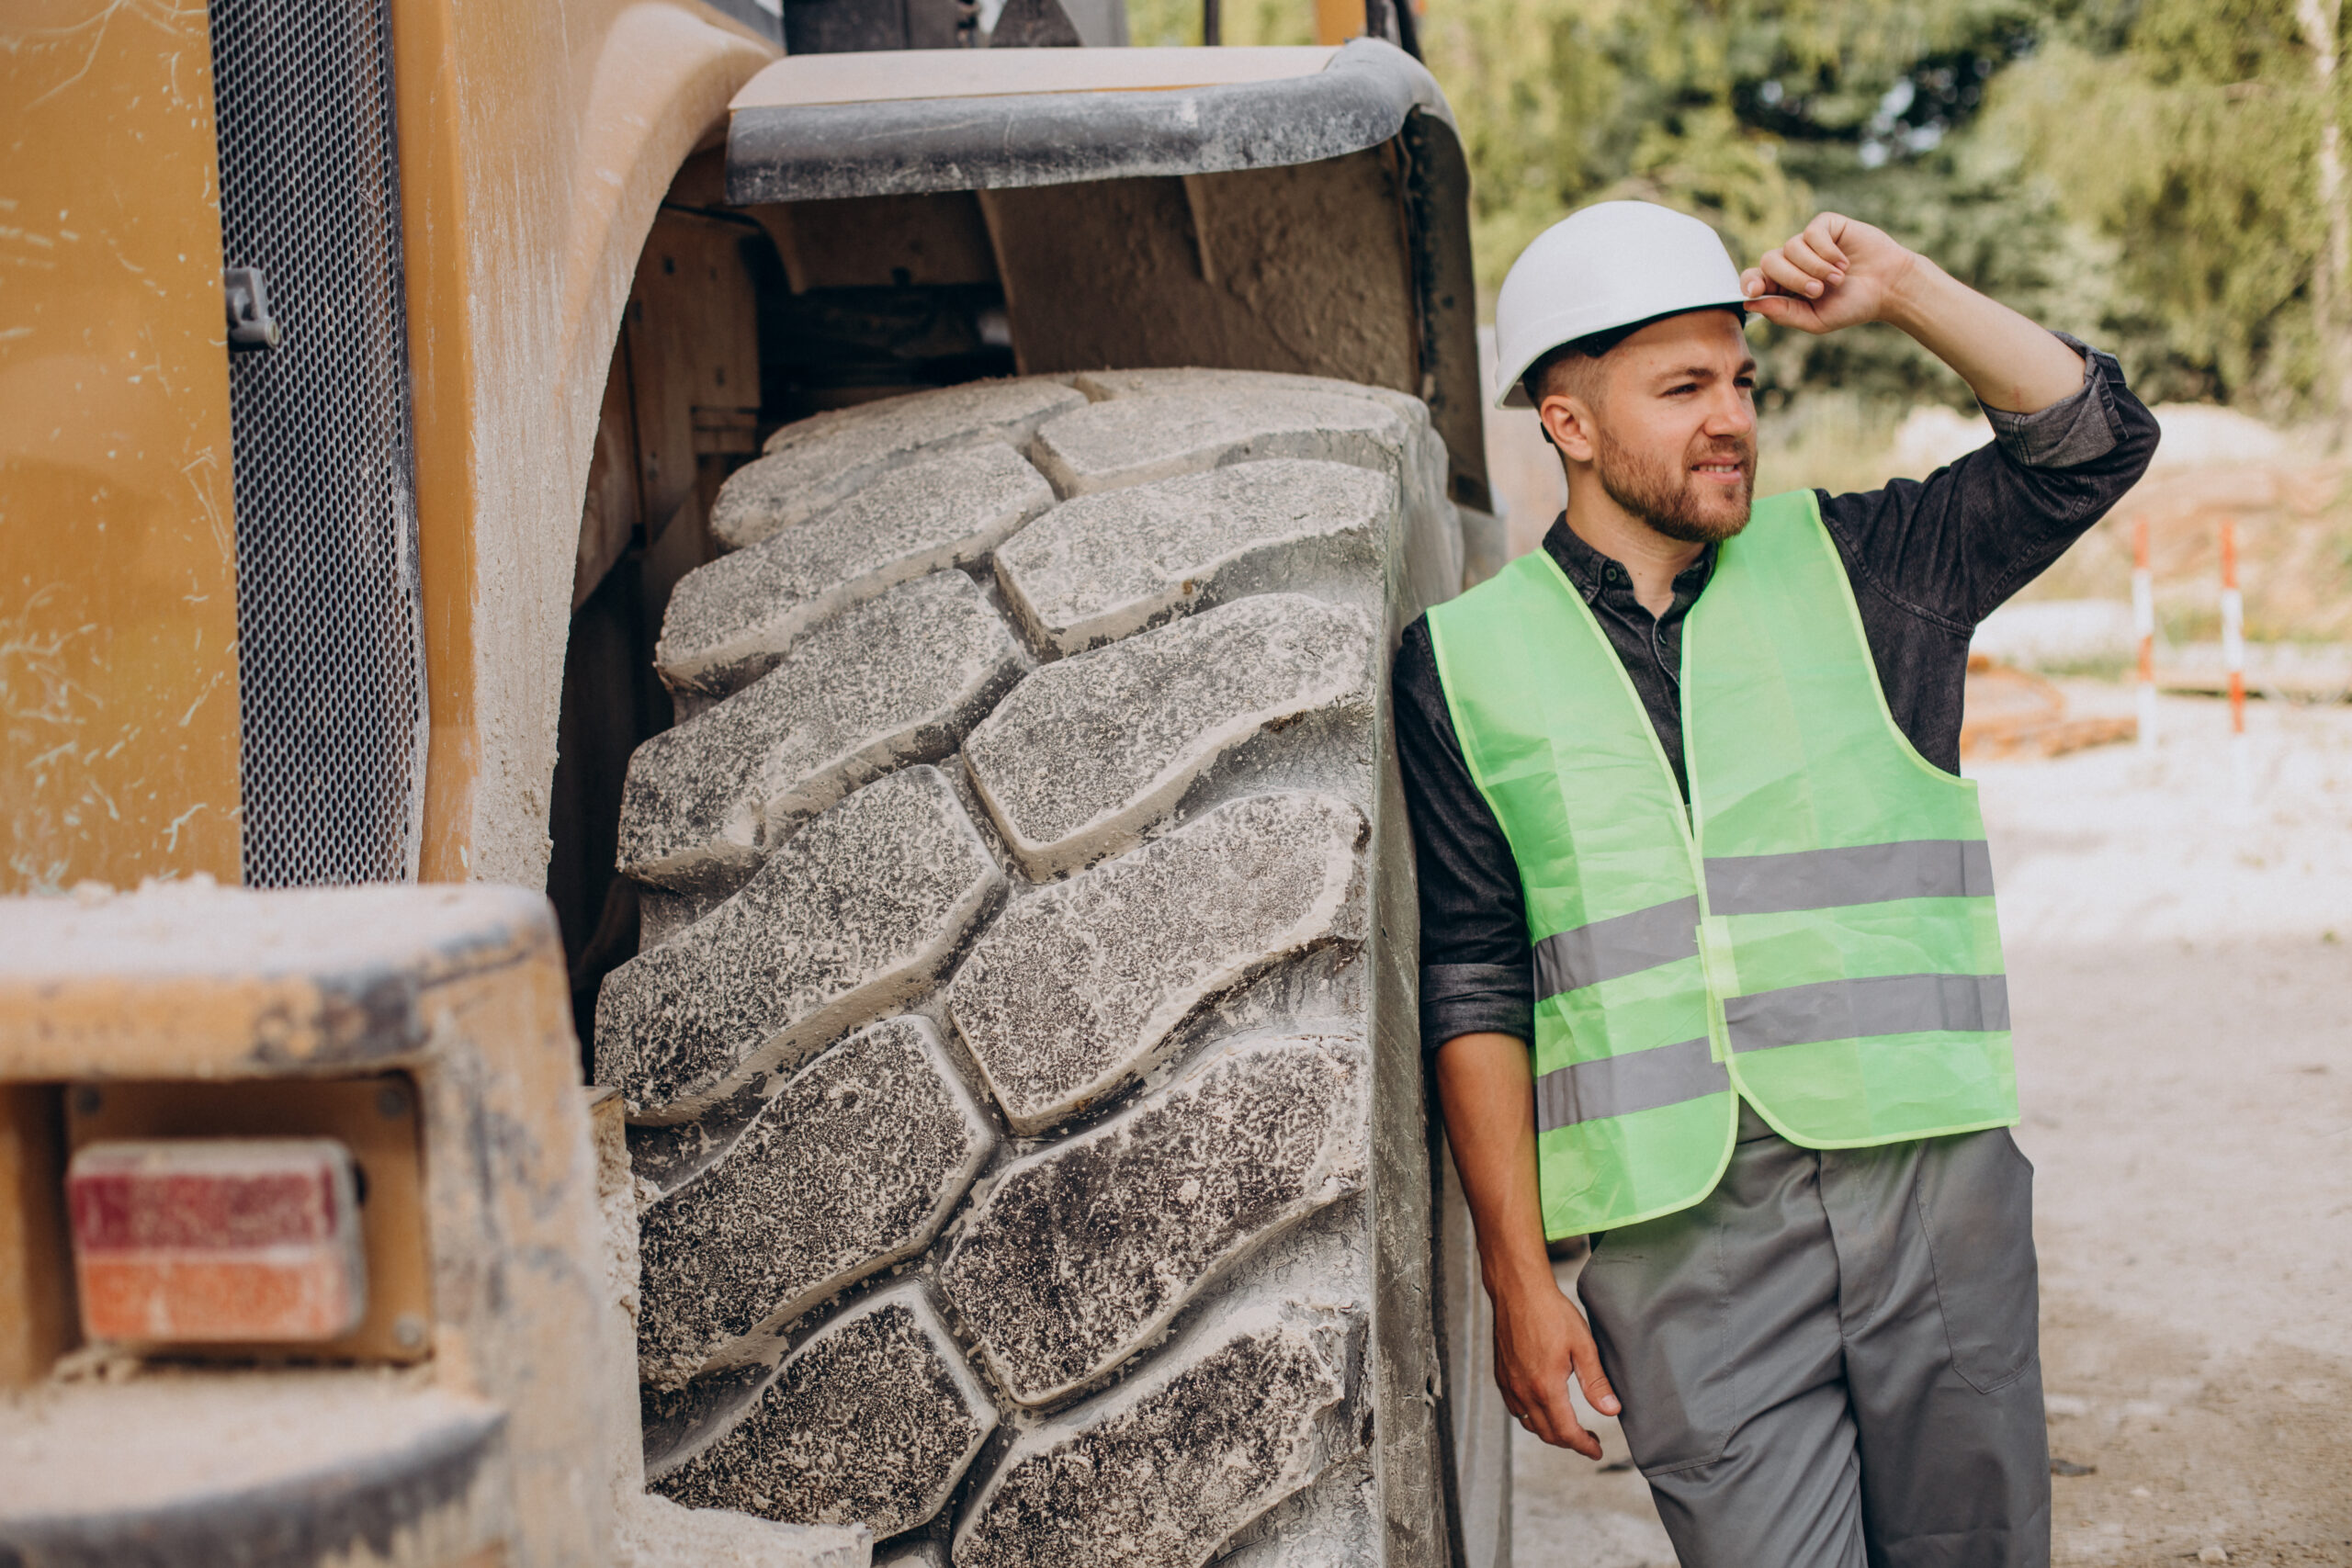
1125, 0, 1313, 45
1984, 0, 2335, 411
1423, 0, 2088, 407
1140, 0, 2344, 416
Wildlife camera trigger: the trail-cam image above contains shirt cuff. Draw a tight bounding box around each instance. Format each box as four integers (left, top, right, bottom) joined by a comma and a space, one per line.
1980, 333, 2122, 469
1419, 963, 1532, 1055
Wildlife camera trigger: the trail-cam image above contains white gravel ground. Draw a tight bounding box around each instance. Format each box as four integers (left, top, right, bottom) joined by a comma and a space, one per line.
1510, 689, 2352, 1568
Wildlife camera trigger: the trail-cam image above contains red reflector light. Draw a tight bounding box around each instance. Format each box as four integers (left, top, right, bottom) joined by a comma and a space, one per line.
66, 1139, 367, 1344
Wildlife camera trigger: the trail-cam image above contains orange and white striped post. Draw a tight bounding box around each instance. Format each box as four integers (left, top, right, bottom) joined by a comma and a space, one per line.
2222, 516, 2250, 804
2132, 515, 2156, 749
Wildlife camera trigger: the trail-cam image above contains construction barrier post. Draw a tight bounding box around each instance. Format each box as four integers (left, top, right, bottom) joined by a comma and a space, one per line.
2222, 516, 2250, 807
2132, 515, 2156, 750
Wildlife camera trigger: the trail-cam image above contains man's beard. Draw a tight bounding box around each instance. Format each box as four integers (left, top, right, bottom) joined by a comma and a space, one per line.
1592, 424, 1757, 544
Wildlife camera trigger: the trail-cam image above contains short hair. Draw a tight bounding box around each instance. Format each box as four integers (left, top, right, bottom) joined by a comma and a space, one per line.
1520, 305, 1747, 409
1521, 326, 1634, 411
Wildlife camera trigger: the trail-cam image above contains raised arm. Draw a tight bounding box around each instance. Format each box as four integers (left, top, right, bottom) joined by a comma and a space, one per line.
1741, 212, 2158, 637
1741, 211, 2086, 412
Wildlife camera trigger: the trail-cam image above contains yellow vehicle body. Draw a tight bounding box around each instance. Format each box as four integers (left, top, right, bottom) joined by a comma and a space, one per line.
3, 0, 776, 896
2, 0, 1424, 900
395, 2, 776, 888
3, 9, 1500, 1562
3, 0, 246, 891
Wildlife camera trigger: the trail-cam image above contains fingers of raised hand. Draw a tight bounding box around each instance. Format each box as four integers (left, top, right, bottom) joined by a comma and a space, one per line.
1782, 233, 1845, 288
1758, 247, 1825, 299
1801, 211, 1853, 271
1741, 291, 1820, 336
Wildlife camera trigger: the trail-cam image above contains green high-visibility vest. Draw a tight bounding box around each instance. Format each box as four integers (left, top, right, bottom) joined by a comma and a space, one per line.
1426, 489, 2017, 1239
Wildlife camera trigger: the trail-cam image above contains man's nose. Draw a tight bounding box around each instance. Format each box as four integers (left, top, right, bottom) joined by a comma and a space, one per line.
1704, 385, 1755, 436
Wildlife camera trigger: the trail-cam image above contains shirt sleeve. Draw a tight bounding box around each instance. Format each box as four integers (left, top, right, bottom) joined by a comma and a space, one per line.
1815, 333, 2161, 631
1393, 615, 1534, 1055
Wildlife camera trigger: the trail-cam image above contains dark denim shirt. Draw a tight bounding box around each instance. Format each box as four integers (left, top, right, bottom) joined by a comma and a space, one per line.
1395, 336, 2160, 1055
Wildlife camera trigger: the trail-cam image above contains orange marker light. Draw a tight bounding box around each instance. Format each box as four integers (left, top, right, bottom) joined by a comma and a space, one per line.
2221, 516, 2251, 807
2132, 516, 2156, 749
66, 1139, 368, 1344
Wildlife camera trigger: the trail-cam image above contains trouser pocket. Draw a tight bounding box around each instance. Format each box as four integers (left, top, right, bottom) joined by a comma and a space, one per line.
1915, 1127, 2040, 1394
1577, 1220, 1738, 1473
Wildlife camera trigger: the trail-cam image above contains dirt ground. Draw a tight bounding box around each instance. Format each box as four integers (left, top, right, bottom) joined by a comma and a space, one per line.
1510, 687, 2352, 1567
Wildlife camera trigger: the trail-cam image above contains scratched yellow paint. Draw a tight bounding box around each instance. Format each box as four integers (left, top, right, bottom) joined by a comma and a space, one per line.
0, 0, 243, 891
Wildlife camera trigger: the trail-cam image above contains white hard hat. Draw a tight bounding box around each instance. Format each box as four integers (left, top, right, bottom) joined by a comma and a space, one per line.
1492, 201, 1747, 410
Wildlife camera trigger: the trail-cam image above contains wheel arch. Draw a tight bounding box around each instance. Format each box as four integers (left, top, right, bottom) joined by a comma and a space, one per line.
404, 0, 775, 887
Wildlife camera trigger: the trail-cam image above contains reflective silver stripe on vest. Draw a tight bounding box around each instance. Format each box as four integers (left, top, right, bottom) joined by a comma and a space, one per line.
1703, 840, 1995, 916
1724, 973, 2010, 1054
1534, 1037, 1727, 1132
1532, 896, 1701, 999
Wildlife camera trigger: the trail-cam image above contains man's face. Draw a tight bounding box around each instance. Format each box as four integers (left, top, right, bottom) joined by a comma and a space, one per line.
1546, 310, 1758, 544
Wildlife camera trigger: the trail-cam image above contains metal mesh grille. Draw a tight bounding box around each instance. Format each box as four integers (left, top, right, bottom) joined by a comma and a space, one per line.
213, 0, 427, 886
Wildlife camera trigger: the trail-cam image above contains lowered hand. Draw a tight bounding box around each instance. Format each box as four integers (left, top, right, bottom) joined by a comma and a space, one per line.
1436, 1030, 1626, 1464
1491, 1269, 1622, 1461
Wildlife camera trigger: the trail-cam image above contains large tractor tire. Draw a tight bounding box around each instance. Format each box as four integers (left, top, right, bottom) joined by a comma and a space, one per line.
594, 368, 1470, 1568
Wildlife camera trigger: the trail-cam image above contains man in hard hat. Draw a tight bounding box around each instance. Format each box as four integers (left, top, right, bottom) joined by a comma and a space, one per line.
1396, 202, 2156, 1565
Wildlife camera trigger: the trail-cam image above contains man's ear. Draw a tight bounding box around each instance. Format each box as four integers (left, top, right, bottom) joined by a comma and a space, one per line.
1538, 392, 1600, 465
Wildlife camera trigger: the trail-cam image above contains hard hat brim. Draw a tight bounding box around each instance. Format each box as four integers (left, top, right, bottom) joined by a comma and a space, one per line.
1495, 301, 1750, 410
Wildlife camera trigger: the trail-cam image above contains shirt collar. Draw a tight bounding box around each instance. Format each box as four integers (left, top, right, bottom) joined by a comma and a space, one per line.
1540, 513, 1717, 610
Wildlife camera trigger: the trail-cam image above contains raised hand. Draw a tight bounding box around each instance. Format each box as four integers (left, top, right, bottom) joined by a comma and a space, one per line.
1740, 211, 1917, 336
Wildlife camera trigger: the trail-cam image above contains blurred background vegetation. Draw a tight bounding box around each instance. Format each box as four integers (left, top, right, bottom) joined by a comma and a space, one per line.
1124, 0, 2352, 644
1131, 0, 2352, 427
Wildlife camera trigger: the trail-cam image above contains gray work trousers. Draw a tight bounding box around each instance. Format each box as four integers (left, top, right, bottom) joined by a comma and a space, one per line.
1577, 1101, 2050, 1568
